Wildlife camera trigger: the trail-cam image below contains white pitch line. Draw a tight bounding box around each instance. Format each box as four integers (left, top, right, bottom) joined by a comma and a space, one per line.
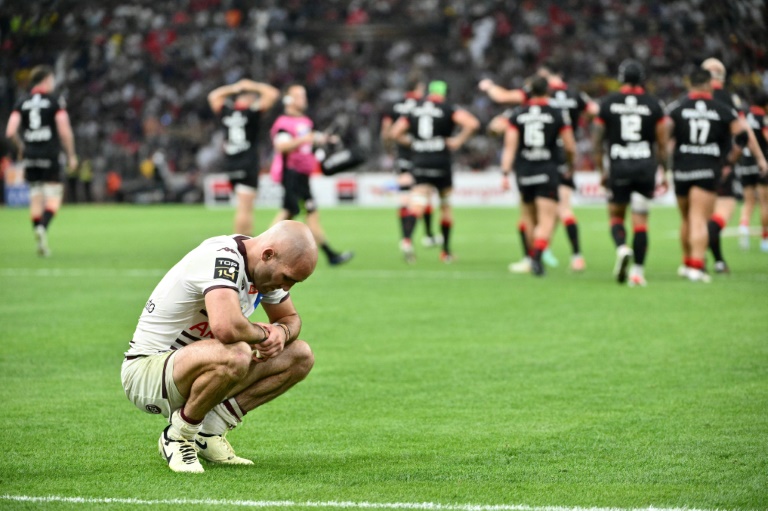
0, 268, 504, 281
0, 268, 166, 278
0, 495, 723, 511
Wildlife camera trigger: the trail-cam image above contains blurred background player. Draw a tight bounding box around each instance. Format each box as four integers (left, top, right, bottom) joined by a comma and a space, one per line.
500, 76, 577, 276
5, 65, 77, 257
380, 73, 441, 249
665, 67, 747, 282
480, 63, 598, 272
700, 58, 768, 272
270, 84, 353, 266
390, 80, 479, 263
593, 59, 669, 287
735, 91, 768, 252
208, 78, 280, 236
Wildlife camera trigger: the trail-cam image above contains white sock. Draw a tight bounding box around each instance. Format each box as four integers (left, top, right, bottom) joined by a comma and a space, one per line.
168, 409, 202, 440
200, 398, 244, 436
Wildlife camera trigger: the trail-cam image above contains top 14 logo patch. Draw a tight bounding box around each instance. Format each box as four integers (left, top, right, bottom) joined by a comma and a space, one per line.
214, 258, 239, 283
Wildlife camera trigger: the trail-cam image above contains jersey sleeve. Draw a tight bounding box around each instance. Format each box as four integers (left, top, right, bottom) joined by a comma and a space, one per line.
55, 93, 67, 111
185, 241, 242, 296
260, 289, 289, 304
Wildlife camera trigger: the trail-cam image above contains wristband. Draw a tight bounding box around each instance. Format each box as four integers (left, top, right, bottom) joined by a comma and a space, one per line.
255, 323, 269, 342
273, 322, 290, 342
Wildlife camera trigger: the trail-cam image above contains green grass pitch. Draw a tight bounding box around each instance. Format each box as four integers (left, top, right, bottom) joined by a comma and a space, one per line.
0, 204, 766, 511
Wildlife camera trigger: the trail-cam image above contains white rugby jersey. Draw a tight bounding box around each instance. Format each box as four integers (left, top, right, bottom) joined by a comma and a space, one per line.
125, 235, 288, 357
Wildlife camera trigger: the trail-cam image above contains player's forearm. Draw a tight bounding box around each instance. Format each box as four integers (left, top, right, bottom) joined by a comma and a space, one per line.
453, 125, 477, 148
746, 126, 767, 165
58, 125, 76, 159
274, 133, 314, 154
591, 124, 605, 173
210, 313, 269, 345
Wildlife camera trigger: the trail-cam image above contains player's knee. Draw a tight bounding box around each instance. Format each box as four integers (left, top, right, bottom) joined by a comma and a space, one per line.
218, 343, 252, 381
288, 340, 314, 378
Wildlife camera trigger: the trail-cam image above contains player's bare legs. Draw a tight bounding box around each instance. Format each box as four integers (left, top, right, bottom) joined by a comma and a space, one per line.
271, 208, 292, 224
680, 187, 716, 282
229, 340, 314, 412
400, 184, 432, 262
233, 186, 257, 236
738, 185, 756, 249
306, 210, 353, 266
759, 184, 768, 251
438, 189, 453, 262
559, 185, 584, 271
530, 197, 558, 276
29, 183, 63, 257
708, 196, 736, 273
172, 340, 257, 421
608, 202, 632, 283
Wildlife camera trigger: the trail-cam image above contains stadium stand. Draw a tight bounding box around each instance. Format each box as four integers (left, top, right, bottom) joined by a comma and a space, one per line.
2, 0, 766, 202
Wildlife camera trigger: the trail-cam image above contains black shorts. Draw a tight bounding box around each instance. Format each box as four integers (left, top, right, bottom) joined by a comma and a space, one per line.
558, 171, 576, 189
517, 169, 559, 204
736, 165, 761, 188
24, 157, 61, 183
224, 157, 260, 190
673, 168, 718, 197
412, 166, 452, 193
716, 170, 736, 198
395, 158, 414, 174
606, 163, 656, 204
282, 168, 314, 217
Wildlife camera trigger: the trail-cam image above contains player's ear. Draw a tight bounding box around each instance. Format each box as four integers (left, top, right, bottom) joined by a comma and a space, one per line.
262, 248, 275, 262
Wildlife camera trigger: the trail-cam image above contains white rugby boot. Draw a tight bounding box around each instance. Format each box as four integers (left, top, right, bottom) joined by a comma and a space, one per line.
421, 234, 443, 248
738, 224, 750, 250
613, 245, 633, 283
400, 239, 415, 263
686, 268, 712, 283
627, 265, 647, 287
35, 225, 50, 257
158, 425, 204, 473
195, 432, 253, 465
508, 257, 532, 274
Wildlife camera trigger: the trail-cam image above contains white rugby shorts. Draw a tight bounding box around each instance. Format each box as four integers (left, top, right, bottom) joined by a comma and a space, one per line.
121, 351, 185, 419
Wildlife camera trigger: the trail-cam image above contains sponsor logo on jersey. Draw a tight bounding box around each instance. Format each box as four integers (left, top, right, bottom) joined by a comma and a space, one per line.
249, 284, 258, 294
214, 258, 239, 283
145, 404, 162, 414
218, 247, 238, 255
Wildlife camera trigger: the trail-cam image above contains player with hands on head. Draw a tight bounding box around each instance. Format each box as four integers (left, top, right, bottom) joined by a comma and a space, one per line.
122, 220, 318, 473
208, 78, 280, 237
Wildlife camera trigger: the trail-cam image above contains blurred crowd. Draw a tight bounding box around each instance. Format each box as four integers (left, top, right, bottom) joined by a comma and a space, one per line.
2, 0, 767, 202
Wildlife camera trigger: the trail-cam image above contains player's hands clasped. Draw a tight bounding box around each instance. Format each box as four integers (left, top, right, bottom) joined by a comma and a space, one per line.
251, 322, 287, 362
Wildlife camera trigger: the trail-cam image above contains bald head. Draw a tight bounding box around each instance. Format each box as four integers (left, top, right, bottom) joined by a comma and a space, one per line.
247, 221, 318, 293
266, 220, 318, 267
702, 58, 726, 83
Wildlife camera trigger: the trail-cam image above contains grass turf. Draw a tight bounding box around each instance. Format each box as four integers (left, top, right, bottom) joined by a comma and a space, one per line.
0, 204, 766, 510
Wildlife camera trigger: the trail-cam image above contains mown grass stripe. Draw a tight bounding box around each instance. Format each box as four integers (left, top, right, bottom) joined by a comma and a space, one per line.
0, 495, 721, 511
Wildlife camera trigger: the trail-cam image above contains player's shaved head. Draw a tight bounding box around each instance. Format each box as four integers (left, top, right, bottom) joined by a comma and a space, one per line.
701, 58, 726, 82
266, 220, 318, 273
